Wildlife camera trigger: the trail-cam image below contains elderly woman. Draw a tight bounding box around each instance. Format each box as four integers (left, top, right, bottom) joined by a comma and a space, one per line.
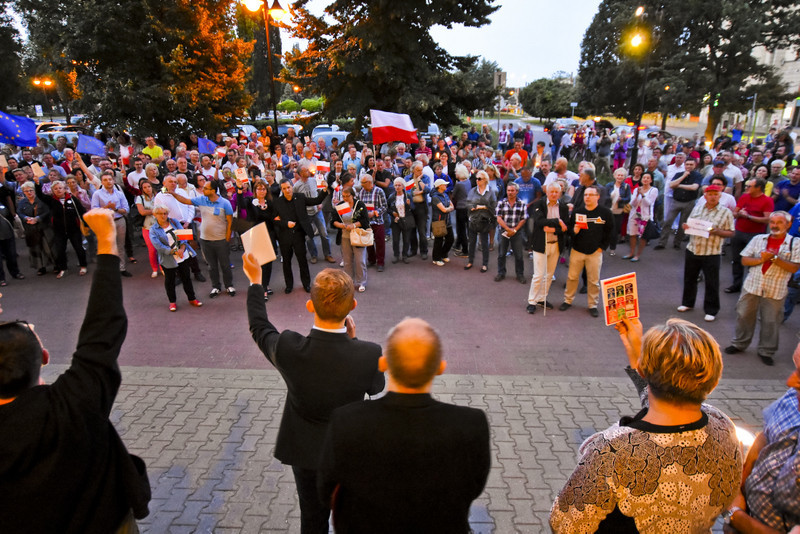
452, 164, 472, 256
37, 179, 87, 278
465, 170, 497, 272
605, 168, 632, 255
407, 160, 431, 259
17, 181, 53, 275
149, 205, 202, 311
550, 317, 741, 533
331, 187, 370, 292
387, 177, 415, 263
430, 178, 455, 266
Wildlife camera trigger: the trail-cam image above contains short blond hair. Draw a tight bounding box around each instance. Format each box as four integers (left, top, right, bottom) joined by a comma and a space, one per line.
638, 318, 722, 404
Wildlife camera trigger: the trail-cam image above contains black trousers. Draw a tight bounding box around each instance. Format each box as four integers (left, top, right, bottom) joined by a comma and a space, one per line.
53, 228, 87, 270
432, 226, 454, 261
408, 203, 428, 255
291, 466, 329, 534
731, 230, 758, 289
163, 261, 196, 303
390, 220, 411, 258
455, 208, 469, 251
0, 237, 21, 280
279, 229, 310, 289
682, 250, 721, 315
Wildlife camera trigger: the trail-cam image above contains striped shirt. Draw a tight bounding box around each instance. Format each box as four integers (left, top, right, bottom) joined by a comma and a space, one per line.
741, 233, 800, 300
686, 203, 734, 256
495, 198, 527, 229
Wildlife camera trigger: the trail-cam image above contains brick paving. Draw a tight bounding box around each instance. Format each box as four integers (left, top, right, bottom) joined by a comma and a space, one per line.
41, 364, 787, 533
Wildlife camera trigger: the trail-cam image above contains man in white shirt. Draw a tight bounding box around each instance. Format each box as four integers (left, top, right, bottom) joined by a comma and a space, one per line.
126, 158, 147, 189
663, 151, 686, 228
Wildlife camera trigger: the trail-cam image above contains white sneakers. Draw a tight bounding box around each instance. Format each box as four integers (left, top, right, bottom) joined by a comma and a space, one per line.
704, 314, 715, 322
676, 305, 692, 312
677, 304, 714, 321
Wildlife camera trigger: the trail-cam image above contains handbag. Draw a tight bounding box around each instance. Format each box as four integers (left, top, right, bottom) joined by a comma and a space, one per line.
642, 219, 661, 241
469, 209, 492, 233
398, 214, 416, 231
349, 227, 374, 247
431, 219, 447, 237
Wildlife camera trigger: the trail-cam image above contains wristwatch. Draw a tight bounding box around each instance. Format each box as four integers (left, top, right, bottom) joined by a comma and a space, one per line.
722, 506, 744, 525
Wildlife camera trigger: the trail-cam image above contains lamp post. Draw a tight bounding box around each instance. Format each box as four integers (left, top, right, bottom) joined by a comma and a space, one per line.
626, 4, 662, 174
32, 77, 54, 120
242, 0, 285, 136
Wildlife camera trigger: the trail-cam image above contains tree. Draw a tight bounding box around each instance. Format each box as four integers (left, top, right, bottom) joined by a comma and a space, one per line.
578, 0, 798, 137
17, 0, 253, 137
0, 0, 23, 109
519, 77, 577, 119
236, 6, 284, 119
301, 98, 324, 112
277, 99, 300, 112
285, 0, 499, 136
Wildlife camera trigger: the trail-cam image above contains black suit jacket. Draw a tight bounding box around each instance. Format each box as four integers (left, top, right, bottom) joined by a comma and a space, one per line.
246, 285, 384, 469
318, 392, 491, 533
273, 190, 328, 238
531, 197, 570, 254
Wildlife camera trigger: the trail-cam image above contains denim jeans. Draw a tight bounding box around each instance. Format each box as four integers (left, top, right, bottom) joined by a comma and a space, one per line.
497, 230, 525, 277
305, 210, 332, 259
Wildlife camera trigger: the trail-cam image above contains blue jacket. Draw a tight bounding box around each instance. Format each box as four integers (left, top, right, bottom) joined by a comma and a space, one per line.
149, 218, 196, 269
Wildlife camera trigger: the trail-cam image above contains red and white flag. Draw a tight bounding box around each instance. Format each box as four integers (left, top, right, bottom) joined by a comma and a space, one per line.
174, 229, 194, 241
365, 202, 375, 212
404, 180, 415, 191
336, 202, 352, 217
370, 109, 419, 145
316, 161, 330, 174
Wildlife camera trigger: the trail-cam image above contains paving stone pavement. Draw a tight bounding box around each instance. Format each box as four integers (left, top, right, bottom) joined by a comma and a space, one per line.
41, 364, 788, 533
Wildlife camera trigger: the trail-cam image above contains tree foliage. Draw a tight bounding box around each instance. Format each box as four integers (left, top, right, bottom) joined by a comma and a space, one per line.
236, 6, 284, 119
519, 77, 577, 119
301, 98, 324, 112
277, 99, 300, 112
16, 0, 253, 137
578, 0, 797, 135
0, 0, 23, 109
285, 0, 499, 135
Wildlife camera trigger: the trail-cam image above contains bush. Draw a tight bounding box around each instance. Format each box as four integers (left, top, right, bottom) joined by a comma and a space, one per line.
277, 100, 299, 112
301, 98, 323, 113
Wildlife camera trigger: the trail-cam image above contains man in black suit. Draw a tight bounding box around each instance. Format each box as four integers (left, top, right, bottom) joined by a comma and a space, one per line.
273, 178, 328, 293
527, 183, 570, 313
318, 317, 491, 533
243, 254, 384, 534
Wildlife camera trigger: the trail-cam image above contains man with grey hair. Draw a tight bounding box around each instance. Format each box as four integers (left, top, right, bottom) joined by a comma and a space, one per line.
358, 173, 387, 271
725, 211, 800, 365
293, 162, 335, 264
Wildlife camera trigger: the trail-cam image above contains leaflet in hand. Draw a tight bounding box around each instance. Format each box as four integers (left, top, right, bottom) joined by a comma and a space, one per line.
575, 213, 589, 230
600, 272, 639, 326
241, 222, 277, 265
684, 217, 712, 239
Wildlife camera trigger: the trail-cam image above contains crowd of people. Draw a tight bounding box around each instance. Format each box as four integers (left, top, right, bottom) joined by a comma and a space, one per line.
2, 122, 800, 355
1, 210, 798, 533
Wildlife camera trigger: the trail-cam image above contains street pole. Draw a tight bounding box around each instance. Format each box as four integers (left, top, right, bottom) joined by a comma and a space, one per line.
628, 55, 650, 174
262, 6, 280, 136
749, 92, 758, 143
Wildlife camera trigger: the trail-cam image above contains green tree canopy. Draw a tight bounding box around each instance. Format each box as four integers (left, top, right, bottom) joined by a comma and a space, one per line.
578, 0, 797, 136
0, 0, 23, 110
17, 0, 253, 137
278, 99, 300, 112
519, 77, 577, 119
285, 0, 499, 135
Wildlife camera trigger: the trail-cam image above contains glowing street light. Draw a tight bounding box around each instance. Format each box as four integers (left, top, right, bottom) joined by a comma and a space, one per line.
32, 77, 55, 120
631, 33, 643, 47
242, 0, 286, 135
635, 5, 644, 16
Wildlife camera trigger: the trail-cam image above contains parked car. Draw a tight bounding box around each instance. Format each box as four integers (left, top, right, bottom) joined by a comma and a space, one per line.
553, 118, 579, 130
35, 121, 64, 133
311, 124, 340, 137
611, 125, 672, 139
312, 130, 349, 148
227, 124, 258, 138
37, 131, 80, 146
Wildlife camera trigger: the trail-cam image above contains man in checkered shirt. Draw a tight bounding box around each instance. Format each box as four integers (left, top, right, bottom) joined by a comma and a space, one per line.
494, 182, 527, 284
725, 211, 800, 366
722, 341, 800, 533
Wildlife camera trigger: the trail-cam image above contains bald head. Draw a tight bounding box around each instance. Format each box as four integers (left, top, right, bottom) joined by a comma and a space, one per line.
383, 318, 444, 391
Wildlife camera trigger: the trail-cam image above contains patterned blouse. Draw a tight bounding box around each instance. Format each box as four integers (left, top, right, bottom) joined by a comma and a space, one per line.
550, 368, 742, 533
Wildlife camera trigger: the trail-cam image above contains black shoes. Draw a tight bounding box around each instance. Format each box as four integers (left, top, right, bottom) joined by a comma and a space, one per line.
758, 354, 775, 366
559, 303, 571, 311
724, 286, 741, 294
526, 304, 537, 314
194, 272, 206, 282
723, 345, 742, 354
589, 308, 599, 318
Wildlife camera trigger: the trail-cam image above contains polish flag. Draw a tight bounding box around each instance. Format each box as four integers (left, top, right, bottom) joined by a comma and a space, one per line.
370, 109, 419, 145
404, 180, 415, 191
174, 229, 194, 241
336, 202, 352, 217
365, 202, 375, 212
316, 161, 330, 174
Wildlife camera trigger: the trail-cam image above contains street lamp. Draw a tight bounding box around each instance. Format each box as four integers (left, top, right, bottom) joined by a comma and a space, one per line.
32, 78, 54, 120
242, 0, 285, 135
626, 6, 660, 173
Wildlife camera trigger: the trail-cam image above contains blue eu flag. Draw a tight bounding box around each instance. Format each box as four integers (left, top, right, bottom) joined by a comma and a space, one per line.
198, 137, 217, 154
0, 111, 38, 147
76, 134, 107, 156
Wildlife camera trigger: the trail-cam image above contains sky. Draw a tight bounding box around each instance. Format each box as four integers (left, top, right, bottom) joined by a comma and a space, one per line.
281, 0, 603, 88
